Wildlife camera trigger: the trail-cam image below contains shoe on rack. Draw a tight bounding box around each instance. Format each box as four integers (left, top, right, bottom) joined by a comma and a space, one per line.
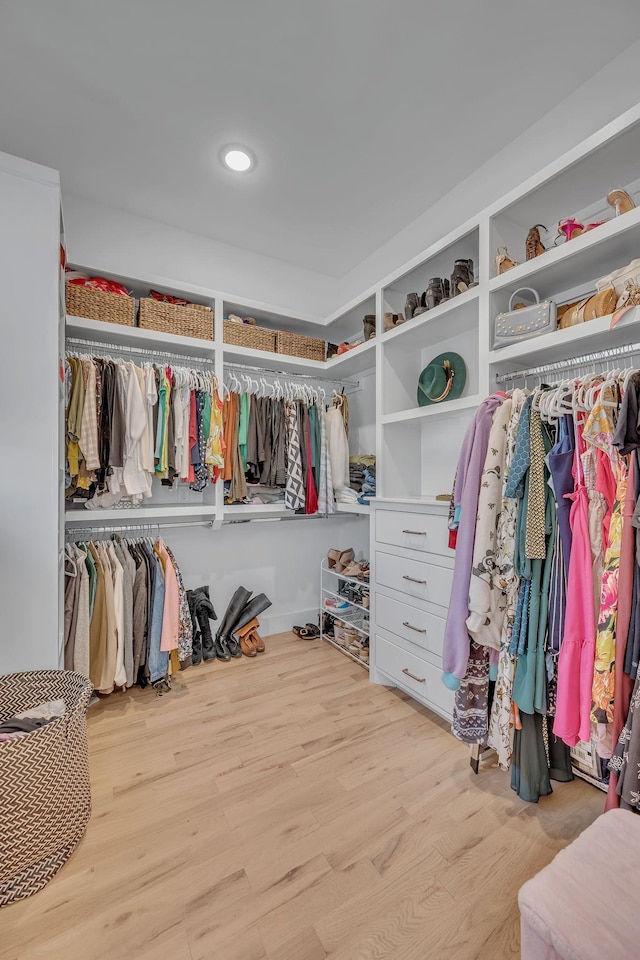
334, 548, 355, 573
324, 597, 350, 611
328, 548, 342, 568
341, 561, 363, 578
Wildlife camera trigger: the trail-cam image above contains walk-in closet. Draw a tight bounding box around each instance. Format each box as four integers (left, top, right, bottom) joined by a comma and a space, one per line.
5, 5, 640, 959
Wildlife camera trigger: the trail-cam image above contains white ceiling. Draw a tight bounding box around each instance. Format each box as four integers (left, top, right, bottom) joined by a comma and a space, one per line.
3, 1, 640, 277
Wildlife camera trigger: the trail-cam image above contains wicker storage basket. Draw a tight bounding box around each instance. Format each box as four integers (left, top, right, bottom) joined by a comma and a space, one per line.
65, 283, 135, 327
224, 320, 276, 353
0, 671, 92, 906
139, 298, 214, 341
276, 330, 325, 362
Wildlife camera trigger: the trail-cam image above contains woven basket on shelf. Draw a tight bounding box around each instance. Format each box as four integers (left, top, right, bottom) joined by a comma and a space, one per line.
138, 299, 214, 341
223, 320, 276, 353
276, 330, 325, 362
65, 283, 135, 327
0, 670, 92, 906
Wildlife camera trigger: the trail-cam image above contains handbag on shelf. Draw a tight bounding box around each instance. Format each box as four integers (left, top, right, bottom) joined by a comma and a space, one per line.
557, 287, 618, 329
493, 287, 557, 350
495, 246, 519, 275
596, 258, 640, 307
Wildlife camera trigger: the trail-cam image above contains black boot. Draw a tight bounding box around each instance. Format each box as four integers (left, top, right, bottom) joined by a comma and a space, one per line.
187, 590, 203, 665
216, 587, 252, 660
190, 586, 218, 662
231, 593, 273, 636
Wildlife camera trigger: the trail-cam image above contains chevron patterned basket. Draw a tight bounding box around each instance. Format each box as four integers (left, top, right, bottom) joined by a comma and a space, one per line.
0, 671, 92, 906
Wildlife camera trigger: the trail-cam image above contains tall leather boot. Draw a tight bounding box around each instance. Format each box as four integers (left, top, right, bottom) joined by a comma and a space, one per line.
230, 593, 273, 636
190, 586, 218, 661
216, 586, 252, 660
187, 590, 203, 665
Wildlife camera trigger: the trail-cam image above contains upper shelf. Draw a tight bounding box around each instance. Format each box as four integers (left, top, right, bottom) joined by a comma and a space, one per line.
224, 338, 375, 378
66, 315, 216, 358
381, 286, 479, 350
65, 504, 218, 525
489, 206, 640, 300
489, 306, 640, 370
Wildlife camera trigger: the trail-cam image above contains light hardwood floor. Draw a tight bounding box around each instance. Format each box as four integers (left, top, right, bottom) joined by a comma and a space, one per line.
2, 633, 604, 960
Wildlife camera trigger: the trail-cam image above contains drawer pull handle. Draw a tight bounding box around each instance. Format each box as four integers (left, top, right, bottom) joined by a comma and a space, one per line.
402, 529, 426, 536
402, 667, 426, 683
403, 621, 426, 634
402, 575, 427, 585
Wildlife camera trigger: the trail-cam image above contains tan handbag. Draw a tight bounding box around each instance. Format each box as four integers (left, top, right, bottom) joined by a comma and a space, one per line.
557, 287, 617, 329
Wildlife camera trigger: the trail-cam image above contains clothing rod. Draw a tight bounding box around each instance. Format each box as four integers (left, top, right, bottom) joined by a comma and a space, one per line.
65, 336, 215, 367
224, 359, 359, 388
495, 340, 640, 384
65, 519, 215, 538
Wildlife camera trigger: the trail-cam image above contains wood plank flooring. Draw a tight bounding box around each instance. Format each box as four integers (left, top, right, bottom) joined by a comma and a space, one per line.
1, 633, 604, 960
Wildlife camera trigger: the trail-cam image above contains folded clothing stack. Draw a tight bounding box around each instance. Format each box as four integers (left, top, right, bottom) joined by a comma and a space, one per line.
358, 465, 376, 505
334, 486, 359, 504
349, 454, 376, 492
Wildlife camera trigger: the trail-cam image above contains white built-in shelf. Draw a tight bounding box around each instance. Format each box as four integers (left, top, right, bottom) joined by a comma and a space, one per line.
223, 502, 290, 518
66, 315, 216, 358
223, 340, 375, 378
325, 339, 376, 376
381, 287, 480, 346
335, 502, 369, 515
382, 393, 481, 425
223, 343, 324, 375
65, 504, 218, 525
373, 496, 450, 508
489, 206, 640, 300
489, 307, 640, 369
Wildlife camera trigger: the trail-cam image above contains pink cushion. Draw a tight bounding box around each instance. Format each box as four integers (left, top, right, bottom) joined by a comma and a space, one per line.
519, 809, 640, 960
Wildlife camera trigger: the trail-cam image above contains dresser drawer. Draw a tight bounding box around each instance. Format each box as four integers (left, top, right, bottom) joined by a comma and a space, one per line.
375, 634, 454, 718
376, 593, 445, 659
375, 550, 453, 608
376, 509, 453, 560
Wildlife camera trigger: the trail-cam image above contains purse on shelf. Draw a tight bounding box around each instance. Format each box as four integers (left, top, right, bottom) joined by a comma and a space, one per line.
495, 246, 519, 275
493, 287, 557, 350
557, 287, 617, 329
596, 258, 640, 307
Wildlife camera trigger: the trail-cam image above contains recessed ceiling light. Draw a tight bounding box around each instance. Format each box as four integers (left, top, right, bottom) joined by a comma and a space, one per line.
221, 145, 255, 173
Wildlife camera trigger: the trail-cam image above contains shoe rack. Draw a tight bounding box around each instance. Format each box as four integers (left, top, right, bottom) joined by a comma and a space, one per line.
320, 559, 370, 669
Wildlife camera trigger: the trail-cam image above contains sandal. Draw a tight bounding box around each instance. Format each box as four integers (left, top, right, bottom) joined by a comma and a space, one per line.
328, 548, 341, 568
334, 548, 355, 572
607, 187, 636, 217
341, 561, 362, 578
304, 623, 320, 637
292, 625, 317, 640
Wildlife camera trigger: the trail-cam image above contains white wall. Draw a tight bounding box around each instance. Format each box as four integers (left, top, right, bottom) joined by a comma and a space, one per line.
1, 154, 62, 673
336, 40, 640, 306
166, 514, 369, 637
63, 193, 339, 321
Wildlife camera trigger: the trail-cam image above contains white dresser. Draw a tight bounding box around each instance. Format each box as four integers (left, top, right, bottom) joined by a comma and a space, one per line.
369, 498, 455, 722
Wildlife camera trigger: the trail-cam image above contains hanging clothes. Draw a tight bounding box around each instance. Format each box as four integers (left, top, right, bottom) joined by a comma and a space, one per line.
64, 536, 193, 694
65, 353, 222, 510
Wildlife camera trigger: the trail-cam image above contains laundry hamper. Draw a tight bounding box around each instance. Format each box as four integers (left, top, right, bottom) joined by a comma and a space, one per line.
0, 670, 92, 906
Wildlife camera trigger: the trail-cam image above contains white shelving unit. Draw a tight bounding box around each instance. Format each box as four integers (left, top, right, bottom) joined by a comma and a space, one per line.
320, 559, 370, 669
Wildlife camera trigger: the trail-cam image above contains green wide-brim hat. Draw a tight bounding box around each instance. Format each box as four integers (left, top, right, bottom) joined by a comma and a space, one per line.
417, 352, 467, 406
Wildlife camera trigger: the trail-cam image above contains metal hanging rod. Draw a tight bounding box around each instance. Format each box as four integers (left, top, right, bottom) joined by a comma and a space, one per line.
65, 519, 215, 539
495, 340, 640, 384
224, 359, 359, 388
65, 336, 215, 368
